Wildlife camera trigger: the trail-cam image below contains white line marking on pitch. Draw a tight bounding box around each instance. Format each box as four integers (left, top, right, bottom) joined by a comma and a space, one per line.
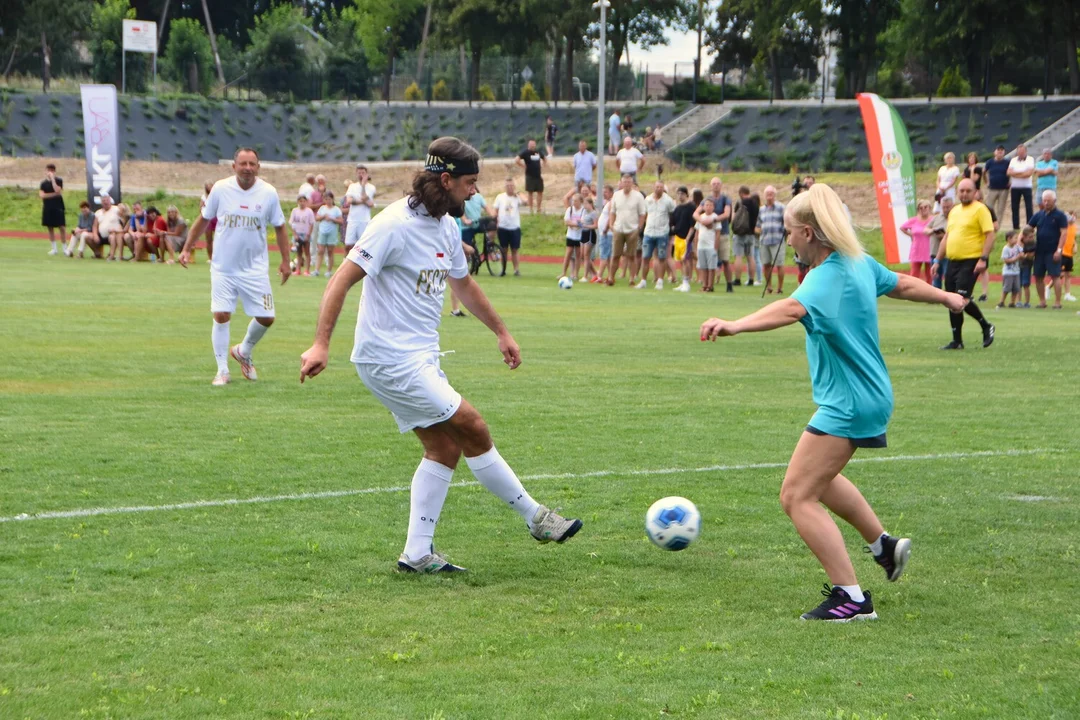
0, 448, 1059, 524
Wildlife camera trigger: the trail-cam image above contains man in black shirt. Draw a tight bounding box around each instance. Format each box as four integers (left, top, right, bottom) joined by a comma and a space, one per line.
40, 163, 66, 255
515, 139, 547, 214
730, 185, 760, 286
670, 186, 697, 292
982, 145, 1010, 224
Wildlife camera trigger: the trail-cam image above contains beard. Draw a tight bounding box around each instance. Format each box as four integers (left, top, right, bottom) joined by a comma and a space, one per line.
447, 202, 465, 218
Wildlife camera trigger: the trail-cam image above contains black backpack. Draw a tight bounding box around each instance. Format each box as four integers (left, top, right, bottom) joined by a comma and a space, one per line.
731, 200, 751, 235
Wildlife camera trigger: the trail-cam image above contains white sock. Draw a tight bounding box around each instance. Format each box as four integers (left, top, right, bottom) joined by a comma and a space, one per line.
212, 320, 230, 374
50, 239, 58, 250
404, 458, 454, 562
239, 319, 269, 358
868, 533, 888, 556
465, 447, 540, 522
838, 584, 865, 603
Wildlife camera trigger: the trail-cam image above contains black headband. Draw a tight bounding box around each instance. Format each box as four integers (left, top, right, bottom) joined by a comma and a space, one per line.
424, 153, 479, 176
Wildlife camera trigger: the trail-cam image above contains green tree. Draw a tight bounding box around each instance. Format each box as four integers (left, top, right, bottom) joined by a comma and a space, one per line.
438, 0, 532, 101
345, 0, 425, 100
605, 0, 687, 101
825, 0, 900, 98
936, 65, 971, 97
162, 18, 214, 94
5, 0, 91, 91
90, 0, 152, 92
246, 4, 315, 100
322, 7, 369, 100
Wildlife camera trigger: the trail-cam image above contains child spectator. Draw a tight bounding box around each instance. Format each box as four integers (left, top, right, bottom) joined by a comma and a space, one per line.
65, 201, 93, 258
561, 193, 586, 281
900, 199, 934, 283
124, 201, 148, 261
1063, 211, 1076, 303
1018, 225, 1036, 308
997, 231, 1022, 309
693, 197, 718, 292
579, 197, 599, 282
141, 206, 163, 262
290, 195, 315, 276
314, 192, 342, 277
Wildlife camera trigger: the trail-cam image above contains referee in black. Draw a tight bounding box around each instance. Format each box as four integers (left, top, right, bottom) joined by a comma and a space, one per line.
934, 178, 995, 349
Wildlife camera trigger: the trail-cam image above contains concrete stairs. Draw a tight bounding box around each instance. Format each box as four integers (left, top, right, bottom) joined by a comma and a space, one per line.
664, 105, 732, 152
1009, 104, 1080, 157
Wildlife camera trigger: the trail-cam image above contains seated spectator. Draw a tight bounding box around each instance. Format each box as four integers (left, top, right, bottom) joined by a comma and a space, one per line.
148, 205, 173, 264
123, 201, 149, 260
643, 127, 656, 151
140, 206, 163, 262
160, 206, 188, 264
87, 195, 122, 260
65, 200, 94, 258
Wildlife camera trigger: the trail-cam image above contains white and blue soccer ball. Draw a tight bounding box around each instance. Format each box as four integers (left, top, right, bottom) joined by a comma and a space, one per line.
645, 496, 700, 551
557, 276, 574, 290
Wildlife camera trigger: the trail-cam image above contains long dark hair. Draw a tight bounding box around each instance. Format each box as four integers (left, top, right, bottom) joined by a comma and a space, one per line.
408, 137, 481, 218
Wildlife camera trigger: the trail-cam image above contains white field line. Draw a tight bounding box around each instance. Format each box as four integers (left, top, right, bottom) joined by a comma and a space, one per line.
0, 448, 1059, 524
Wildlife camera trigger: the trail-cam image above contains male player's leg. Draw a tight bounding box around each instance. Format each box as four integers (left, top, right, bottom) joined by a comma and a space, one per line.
210, 273, 238, 385
443, 399, 582, 543
229, 274, 275, 381
401, 424, 462, 569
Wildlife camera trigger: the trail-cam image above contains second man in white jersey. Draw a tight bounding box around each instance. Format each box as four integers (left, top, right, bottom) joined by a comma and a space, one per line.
344, 164, 375, 253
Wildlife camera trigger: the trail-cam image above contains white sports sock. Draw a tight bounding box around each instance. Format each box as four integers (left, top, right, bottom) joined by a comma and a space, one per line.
239, 319, 269, 358
212, 320, 230, 374
868, 533, 888, 556
403, 459, 454, 561
838, 584, 865, 603
464, 446, 539, 522
50, 239, 58, 251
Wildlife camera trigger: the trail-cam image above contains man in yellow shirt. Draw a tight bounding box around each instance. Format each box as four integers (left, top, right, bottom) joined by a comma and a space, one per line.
934, 179, 995, 349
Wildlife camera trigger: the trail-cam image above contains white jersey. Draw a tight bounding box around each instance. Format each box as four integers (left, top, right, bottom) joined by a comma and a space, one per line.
348, 197, 469, 364
345, 182, 376, 226
202, 176, 286, 278
493, 192, 522, 230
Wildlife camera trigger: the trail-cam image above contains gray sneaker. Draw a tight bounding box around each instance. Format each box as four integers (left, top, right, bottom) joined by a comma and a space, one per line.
529, 505, 583, 543
397, 550, 467, 574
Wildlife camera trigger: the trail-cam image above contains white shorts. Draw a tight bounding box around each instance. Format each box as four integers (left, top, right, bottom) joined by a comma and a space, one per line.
210, 272, 275, 317
345, 222, 367, 247
356, 353, 462, 433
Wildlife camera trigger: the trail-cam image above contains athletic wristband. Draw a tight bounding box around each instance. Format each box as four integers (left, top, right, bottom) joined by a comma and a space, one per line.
980, 256, 989, 263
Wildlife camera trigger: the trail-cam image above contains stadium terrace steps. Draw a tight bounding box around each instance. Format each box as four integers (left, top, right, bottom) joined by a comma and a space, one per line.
1010, 104, 1080, 156
665, 105, 732, 152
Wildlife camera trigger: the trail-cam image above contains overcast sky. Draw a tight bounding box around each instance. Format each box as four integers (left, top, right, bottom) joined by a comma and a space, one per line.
627, 29, 717, 78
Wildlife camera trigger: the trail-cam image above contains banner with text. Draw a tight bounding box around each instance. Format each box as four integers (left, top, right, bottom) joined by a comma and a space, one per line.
80, 84, 121, 209
857, 93, 916, 264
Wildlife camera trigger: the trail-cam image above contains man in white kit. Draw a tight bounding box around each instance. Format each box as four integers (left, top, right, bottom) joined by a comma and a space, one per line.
299, 137, 582, 573
344, 163, 375, 252
180, 147, 291, 386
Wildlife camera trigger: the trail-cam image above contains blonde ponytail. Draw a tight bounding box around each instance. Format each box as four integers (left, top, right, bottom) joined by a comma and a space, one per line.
785, 183, 863, 258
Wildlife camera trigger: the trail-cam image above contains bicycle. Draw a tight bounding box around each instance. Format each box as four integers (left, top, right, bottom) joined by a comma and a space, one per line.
468, 218, 503, 276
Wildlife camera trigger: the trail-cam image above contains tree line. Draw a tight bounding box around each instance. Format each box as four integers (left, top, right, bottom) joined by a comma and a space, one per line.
2, 0, 1078, 100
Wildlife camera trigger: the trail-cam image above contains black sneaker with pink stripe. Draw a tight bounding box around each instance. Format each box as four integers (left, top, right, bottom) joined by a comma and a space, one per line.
800, 584, 878, 622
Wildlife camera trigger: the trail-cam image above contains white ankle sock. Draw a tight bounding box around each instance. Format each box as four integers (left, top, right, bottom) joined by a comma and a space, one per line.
838, 584, 865, 603
464, 447, 539, 522
212, 321, 230, 374
50, 240, 58, 250
239, 319, 269, 358
404, 458, 454, 562
868, 533, 888, 556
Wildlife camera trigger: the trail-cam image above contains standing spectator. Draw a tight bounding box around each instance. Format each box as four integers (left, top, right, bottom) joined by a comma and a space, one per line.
40, 163, 65, 255
927, 196, 955, 289
1007, 143, 1035, 230
579, 196, 599, 282
803, 176, 816, 190
933, 179, 995, 349
608, 110, 621, 155
298, 173, 316, 201
605, 174, 646, 286
545, 115, 557, 157
615, 136, 645, 184
693, 198, 718, 292
962, 152, 983, 190
515, 140, 547, 214
757, 185, 787, 294
560, 193, 586, 280
642, 181, 676, 290
290, 195, 315, 276
314, 192, 342, 278
621, 113, 634, 138
1063, 211, 1076, 302
200, 180, 217, 262
670, 186, 696, 292
311, 175, 327, 208
571, 140, 597, 193
344, 164, 376, 253
936, 152, 961, 207
594, 185, 615, 282
88, 194, 122, 260
1018, 225, 1036, 307
704, 177, 734, 292
982, 145, 1009, 221
900, 200, 934, 283
996, 231, 1022, 309
65, 200, 93, 258
1026, 189, 1068, 309
493, 178, 524, 277
730, 185, 760, 287
1034, 148, 1058, 198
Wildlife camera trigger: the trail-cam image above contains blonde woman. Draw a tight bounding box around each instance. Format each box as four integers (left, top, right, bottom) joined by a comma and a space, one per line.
936, 152, 961, 206
700, 183, 967, 621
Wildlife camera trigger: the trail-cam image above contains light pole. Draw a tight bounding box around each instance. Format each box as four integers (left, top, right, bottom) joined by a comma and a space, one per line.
594, 0, 610, 193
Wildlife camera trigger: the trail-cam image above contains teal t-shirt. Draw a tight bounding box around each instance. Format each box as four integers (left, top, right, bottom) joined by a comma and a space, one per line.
463, 195, 487, 224
1035, 159, 1058, 193
791, 252, 899, 439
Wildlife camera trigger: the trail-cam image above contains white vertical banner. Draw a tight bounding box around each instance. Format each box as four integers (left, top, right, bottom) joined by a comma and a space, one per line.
80, 84, 121, 209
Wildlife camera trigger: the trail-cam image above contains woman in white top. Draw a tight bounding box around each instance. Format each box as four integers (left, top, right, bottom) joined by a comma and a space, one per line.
936, 152, 961, 208
561, 193, 586, 281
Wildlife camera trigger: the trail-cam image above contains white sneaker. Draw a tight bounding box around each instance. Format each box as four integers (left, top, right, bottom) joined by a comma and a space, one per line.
634, 279, 647, 290
529, 505, 583, 543
655, 279, 664, 290
397, 550, 467, 573
211, 372, 231, 387
230, 345, 258, 381
677, 280, 691, 292
311, 270, 320, 277
47, 248, 57, 256
1064, 293, 1076, 302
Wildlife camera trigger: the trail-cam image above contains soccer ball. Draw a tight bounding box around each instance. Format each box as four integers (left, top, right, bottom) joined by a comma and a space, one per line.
645, 496, 700, 551
290, 260, 298, 273
557, 276, 573, 290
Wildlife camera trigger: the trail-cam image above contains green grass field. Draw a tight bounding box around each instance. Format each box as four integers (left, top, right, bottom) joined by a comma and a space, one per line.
1, 240, 1078, 719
